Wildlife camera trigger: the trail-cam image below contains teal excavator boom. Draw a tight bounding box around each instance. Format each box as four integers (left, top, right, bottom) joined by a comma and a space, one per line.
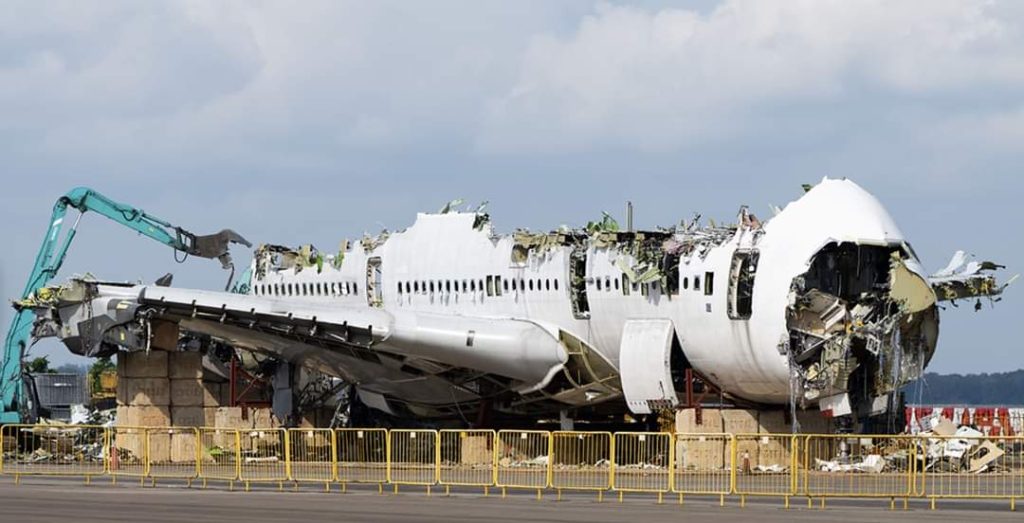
1, 187, 250, 423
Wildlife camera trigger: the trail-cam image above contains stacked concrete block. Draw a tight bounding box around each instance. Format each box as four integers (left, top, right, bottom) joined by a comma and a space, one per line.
722, 409, 761, 469
758, 410, 802, 469
460, 435, 492, 465
116, 349, 228, 463
675, 408, 726, 470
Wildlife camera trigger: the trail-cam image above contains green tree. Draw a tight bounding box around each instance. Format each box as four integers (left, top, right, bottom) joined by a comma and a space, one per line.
25, 356, 55, 374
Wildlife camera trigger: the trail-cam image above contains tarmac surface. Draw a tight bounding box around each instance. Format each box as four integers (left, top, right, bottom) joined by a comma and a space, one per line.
0, 478, 1019, 522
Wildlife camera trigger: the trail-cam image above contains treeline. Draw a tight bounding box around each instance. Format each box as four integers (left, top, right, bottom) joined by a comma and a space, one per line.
903, 369, 1024, 405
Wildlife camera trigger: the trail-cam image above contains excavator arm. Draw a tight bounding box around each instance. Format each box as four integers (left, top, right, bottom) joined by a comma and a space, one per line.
1, 187, 250, 423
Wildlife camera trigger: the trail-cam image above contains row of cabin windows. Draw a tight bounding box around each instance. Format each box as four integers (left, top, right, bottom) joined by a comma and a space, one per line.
593, 272, 715, 297
253, 281, 357, 298
397, 276, 560, 298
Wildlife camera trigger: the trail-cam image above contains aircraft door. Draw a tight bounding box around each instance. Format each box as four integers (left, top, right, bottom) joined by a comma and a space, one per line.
366, 257, 383, 307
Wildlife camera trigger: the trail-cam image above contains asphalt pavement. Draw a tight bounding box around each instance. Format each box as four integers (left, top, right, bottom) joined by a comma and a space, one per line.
0, 478, 1018, 522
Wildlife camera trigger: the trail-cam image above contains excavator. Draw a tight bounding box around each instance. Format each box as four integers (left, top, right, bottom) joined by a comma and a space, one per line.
0, 187, 250, 424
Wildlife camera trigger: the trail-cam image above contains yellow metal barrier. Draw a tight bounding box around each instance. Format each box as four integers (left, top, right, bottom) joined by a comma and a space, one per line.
238, 428, 288, 490
438, 429, 495, 494
672, 433, 732, 504
197, 427, 241, 488
733, 433, 798, 506
612, 432, 672, 502
917, 434, 1023, 510
1, 424, 107, 483
388, 429, 438, 493
803, 434, 916, 507
287, 428, 336, 490
335, 428, 388, 489
108, 426, 149, 484
8, 422, 1024, 510
146, 427, 200, 485
496, 430, 550, 498
550, 431, 612, 500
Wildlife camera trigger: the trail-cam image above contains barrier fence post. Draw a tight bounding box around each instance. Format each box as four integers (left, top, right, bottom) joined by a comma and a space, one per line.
196, 427, 241, 490
1, 424, 107, 483
731, 433, 797, 506
438, 429, 496, 495
108, 426, 149, 485
672, 432, 733, 505
549, 431, 612, 501
238, 428, 288, 491
287, 428, 336, 491
611, 432, 672, 503
915, 434, 1023, 510
335, 428, 388, 491
802, 434, 916, 506
495, 430, 551, 499
146, 427, 200, 487
388, 429, 439, 495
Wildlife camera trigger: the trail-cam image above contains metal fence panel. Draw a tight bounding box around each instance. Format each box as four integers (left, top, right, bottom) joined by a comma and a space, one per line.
550, 431, 612, 492
803, 434, 916, 499
1, 424, 107, 480
672, 433, 732, 496
612, 432, 672, 494
496, 430, 550, 490
335, 428, 388, 484
388, 429, 438, 486
108, 426, 148, 480
917, 435, 1023, 502
732, 433, 797, 499
146, 427, 200, 482
197, 428, 240, 484
439, 430, 495, 487
287, 428, 336, 485
239, 429, 288, 486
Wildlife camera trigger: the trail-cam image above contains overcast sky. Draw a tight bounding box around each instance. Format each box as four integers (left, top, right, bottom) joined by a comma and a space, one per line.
0, 0, 1020, 374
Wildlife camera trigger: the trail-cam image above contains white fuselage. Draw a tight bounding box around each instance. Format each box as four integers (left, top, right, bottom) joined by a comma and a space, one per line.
246, 179, 932, 407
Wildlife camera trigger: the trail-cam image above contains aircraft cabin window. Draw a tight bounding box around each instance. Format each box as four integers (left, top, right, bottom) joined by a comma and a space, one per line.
543, 279, 549, 291
554, 279, 559, 291
613, 277, 619, 291
683, 277, 689, 290
461, 280, 467, 292
429, 281, 435, 293
694, 276, 701, 292
528, 279, 534, 291
704, 272, 714, 296
502, 277, 508, 294
604, 277, 611, 291
470, 280, 476, 292
445, 280, 451, 293
596, 278, 601, 291
353, 282, 358, 295
478, 279, 484, 294
512, 279, 517, 291
519, 279, 525, 291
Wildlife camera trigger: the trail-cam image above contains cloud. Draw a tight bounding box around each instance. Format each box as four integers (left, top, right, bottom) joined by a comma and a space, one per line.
478, 0, 1024, 152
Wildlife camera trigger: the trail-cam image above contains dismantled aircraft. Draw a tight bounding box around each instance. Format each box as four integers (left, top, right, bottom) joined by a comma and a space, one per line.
12, 179, 1013, 425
